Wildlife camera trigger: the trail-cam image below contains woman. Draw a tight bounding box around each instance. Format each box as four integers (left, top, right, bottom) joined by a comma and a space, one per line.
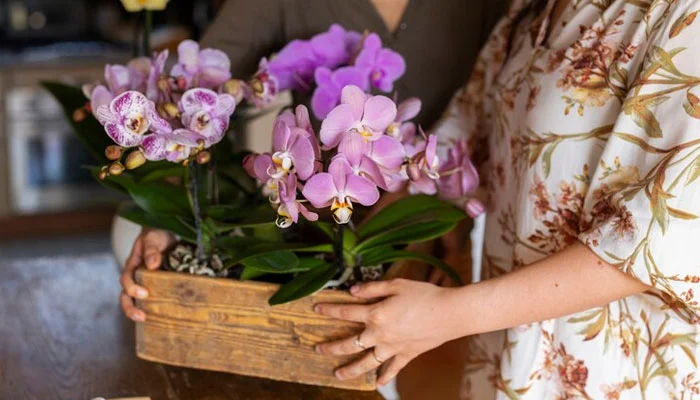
119, 0, 506, 397
316, 0, 700, 398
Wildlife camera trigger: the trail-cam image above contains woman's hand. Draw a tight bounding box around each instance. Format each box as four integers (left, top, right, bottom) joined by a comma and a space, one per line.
314, 279, 460, 387
120, 229, 175, 322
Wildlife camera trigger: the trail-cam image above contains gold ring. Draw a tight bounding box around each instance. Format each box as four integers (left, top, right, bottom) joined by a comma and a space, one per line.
372, 349, 385, 364
354, 335, 368, 350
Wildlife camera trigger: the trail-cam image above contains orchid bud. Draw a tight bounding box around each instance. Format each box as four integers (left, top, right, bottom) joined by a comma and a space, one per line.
465, 198, 485, 218
223, 79, 245, 104
125, 150, 147, 170
242, 154, 257, 178
157, 77, 171, 93
72, 108, 87, 123
105, 145, 123, 161
196, 151, 211, 165
162, 102, 181, 119
108, 162, 125, 176
97, 169, 108, 180
407, 163, 421, 181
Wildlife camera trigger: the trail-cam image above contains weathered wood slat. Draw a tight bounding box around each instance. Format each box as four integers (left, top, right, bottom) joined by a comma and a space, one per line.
135, 270, 377, 391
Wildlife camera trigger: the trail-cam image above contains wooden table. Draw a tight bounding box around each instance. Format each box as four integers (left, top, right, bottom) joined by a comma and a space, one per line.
0, 253, 383, 400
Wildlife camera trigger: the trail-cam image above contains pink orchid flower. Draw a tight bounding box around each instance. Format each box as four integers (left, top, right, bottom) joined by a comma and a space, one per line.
311, 66, 369, 119
437, 139, 480, 200
276, 105, 321, 160
302, 157, 380, 224
319, 85, 396, 149
270, 117, 317, 181
179, 88, 236, 147
337, 133, 405, 190
96, 91, 170, 148
407, 133, 441, 195
276, 173, 319, 228
386, 97, 421, 139
171, 40, 232, 90
141, 129, 203, 162
242, 153, 285, 203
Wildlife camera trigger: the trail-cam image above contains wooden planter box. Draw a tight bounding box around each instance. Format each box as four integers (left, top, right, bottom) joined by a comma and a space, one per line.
134, 269, 376, 391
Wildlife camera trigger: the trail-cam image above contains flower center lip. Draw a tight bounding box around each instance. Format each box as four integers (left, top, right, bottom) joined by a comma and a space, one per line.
194, 111, 211, 131
125, 113, 148, 135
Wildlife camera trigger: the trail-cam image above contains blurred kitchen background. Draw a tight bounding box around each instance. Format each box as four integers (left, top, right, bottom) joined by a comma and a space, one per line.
0, 0, 230, 241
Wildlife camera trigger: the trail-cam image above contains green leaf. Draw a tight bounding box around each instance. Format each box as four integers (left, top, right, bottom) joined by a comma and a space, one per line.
128, 182, 191, 216
240, 251, 299, 272
541, 141, 560, 178
359, 249, 462, 284
268, 263, 338, 305
357, 195, 465, 239
216, 236, 333, 265
355, 220, 458, 253
137, 165, 185, 183
310, 221, 335, 239
41, 81, 111, 162
242, 256, 327, 275
117, 202, 196, 241
210, 206, 277, 231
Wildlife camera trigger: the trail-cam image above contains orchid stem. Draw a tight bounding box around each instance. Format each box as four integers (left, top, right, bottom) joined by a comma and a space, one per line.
335, 224, 345, 271
143, 10, 153, 56
189, 162, 204, 262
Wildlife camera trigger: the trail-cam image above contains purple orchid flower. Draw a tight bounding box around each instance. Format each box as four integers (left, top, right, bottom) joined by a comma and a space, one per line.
178, 88, 236, 147
276, 173, 319, 228
311, 66, 369, 119
141, 129, 203, 162
354, 33, 406, 92
171, 40, 232, 90
319, 85, 397, 149
267, 40, 318, 92
309, 24, 353, 70
96, 91, 170, 148
270, 117, 317, 180
243, 152, 286, 204
276, 105, 320, 157
84, 51, 169, 113
302, 157, 380, 224
437, 138, 479, 200
247, 58, 280, 108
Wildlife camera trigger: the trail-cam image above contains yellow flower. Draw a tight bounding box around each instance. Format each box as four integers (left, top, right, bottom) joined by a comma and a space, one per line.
121, 0, 169, 12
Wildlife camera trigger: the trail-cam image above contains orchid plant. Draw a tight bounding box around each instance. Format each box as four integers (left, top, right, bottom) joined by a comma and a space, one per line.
44, 22, 483, 305
241, 85, 485, 302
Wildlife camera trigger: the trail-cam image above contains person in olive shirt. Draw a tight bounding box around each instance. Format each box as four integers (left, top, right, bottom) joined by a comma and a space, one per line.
119, 0, 507, 397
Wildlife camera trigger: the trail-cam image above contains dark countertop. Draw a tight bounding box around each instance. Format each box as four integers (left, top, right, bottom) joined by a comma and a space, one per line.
0, 240, 383, 400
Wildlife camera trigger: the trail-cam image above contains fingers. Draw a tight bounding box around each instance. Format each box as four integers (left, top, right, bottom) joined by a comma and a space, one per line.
316, 331, 377, 356
335, 349, 392, 381
120, 292, 145, 322
121, 231, 148, 300
314, 303, 371, 323
349, 280, 399, 299
124, 231, 145, 272
377, 356, 411, 387
142, 230, 175, 270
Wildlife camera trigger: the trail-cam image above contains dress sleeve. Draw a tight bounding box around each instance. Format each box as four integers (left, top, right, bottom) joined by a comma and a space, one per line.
578, 1, 700, 321
200, 0, 284, 78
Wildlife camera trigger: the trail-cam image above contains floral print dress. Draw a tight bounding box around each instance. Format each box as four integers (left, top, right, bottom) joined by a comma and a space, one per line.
433, 0, 700, 398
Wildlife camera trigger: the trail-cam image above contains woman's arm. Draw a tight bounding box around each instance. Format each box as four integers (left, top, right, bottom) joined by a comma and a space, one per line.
314, 242, 651, 386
